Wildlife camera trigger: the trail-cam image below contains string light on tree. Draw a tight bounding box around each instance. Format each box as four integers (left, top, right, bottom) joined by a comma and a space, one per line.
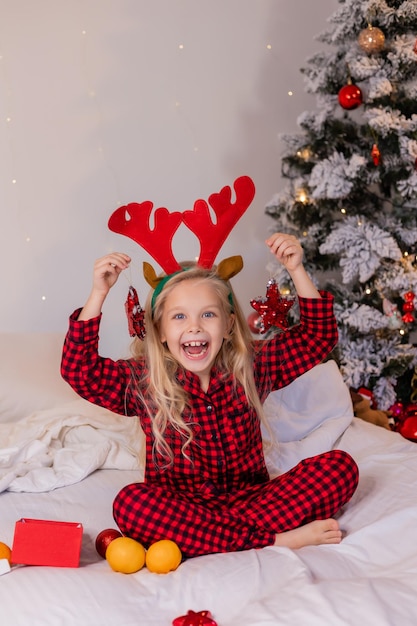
295, 187, 309, 204
296, 147, 313, 161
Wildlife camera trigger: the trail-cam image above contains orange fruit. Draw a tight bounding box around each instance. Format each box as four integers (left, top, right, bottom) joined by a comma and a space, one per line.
0, 542, 12, 565
145, 539, 182, 574
105, 536, 146, 574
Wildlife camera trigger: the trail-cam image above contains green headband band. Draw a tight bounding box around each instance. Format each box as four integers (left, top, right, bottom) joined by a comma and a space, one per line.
151, 270, 184, 312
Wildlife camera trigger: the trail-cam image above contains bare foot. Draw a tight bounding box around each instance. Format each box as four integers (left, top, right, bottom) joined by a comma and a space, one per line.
273, 519, 342, 550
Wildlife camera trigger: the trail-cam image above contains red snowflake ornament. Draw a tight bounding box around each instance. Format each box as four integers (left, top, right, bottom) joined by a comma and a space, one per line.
172, 609, 218, 626
125, 286, 146, 339
250, 279, 294, 333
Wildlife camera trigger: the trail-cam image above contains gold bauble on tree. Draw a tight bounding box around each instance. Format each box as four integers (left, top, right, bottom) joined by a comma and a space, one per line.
358, 24, 385, 54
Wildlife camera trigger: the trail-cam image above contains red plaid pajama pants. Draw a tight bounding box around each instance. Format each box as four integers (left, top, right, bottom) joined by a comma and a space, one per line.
113, 449, 358, 558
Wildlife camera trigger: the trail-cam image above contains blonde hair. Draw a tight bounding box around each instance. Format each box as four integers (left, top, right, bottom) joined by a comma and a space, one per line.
130, 263, 264, 468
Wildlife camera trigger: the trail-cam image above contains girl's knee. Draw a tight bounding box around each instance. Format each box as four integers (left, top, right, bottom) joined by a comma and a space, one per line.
306, 449, 359, 500
324, 449, 359, 501
334, 449, 359, 486
112, 482, 150, 536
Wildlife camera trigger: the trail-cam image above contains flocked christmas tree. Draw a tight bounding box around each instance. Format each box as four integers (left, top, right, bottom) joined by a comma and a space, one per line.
265, 0, 417, 411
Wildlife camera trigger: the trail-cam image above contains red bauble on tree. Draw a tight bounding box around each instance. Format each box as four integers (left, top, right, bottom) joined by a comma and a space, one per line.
247, 311, 263, 334
390, 401, 417, 442
338, 81, 363, 110
402, 291, 416, 323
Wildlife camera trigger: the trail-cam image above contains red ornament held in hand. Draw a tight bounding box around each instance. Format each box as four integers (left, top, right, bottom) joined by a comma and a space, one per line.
125, 286, 146, 339
250, 279, 294, 334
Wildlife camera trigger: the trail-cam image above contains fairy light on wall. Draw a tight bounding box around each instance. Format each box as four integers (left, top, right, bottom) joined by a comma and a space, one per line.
173, 41, 202, 158
0, 7, 289, 336
79, 26, 123, 206
0, 47, 31, 245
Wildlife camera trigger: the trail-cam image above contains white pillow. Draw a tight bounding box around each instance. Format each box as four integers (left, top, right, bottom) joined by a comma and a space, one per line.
262, 360, 354, 474
0, 333, 78, 423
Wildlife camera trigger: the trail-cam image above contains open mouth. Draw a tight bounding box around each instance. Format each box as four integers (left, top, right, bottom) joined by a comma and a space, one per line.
182, 340, 209, 358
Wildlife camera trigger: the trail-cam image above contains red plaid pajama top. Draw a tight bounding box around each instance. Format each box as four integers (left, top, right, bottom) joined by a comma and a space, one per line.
61, 291, 358, 557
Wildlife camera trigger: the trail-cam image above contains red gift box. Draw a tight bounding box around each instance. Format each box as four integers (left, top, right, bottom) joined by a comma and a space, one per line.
11, 518, 83, 568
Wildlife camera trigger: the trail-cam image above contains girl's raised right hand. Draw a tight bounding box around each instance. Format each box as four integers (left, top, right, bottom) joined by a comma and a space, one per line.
77, 253, 131, 321
92, 253, 131, 295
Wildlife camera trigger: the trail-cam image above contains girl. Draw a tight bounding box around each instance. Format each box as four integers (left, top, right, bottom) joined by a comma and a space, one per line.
61, 232, 358, 558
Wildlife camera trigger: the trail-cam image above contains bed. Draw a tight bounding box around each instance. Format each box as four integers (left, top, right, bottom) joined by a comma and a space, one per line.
1, 332, 417, 626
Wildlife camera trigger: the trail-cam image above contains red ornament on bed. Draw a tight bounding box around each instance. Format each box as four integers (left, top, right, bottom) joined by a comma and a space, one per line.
250, 278, 294, 334
95, 528, 123, 559
172, 609, 218, 626
399, 415, 417, 442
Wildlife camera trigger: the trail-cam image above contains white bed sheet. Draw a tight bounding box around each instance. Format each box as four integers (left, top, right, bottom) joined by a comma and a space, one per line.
1, 418, 417, 626
1, 334, 416, 626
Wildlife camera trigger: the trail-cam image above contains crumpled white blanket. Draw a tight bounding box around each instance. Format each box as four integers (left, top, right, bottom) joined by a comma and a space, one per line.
0, 361, 352, 493
0, 399, 144, 493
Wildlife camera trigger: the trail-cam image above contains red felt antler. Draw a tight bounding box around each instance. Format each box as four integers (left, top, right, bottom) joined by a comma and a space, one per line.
108, 176, 255, 275
108, 201, 183, 274
182, 176, 255, 269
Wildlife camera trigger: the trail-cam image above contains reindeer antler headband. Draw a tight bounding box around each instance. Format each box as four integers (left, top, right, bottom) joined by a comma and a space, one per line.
108, 175, 256, 296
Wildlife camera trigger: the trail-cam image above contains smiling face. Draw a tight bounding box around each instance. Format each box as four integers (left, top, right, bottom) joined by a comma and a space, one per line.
158, 278, 234, 392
